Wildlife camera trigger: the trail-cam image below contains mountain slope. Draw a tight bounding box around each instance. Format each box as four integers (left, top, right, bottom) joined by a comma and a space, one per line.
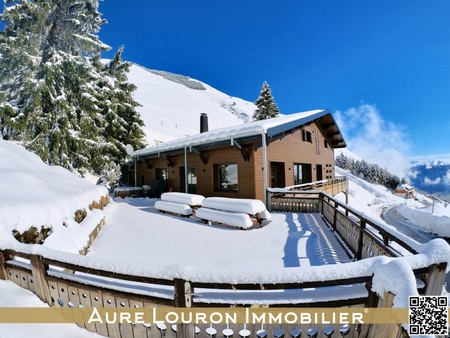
127, 64, 256, 145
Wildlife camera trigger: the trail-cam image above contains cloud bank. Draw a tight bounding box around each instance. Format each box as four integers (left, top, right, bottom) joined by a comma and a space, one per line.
334, 104, 411, 177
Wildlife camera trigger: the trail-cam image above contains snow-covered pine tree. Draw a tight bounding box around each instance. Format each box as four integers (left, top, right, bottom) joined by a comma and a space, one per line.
0, 0, 146, 176
0, 0, 49, 139
253, 81, 280, 120
96, 47, 146, 176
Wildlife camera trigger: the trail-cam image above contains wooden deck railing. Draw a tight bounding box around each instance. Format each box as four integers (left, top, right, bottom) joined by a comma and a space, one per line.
267, 189, 417, 258
283, 176, 348, 196
1, 245, 447, 338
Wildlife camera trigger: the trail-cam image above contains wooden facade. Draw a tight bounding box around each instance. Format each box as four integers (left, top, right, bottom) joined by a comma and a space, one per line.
132, 111, 346, 202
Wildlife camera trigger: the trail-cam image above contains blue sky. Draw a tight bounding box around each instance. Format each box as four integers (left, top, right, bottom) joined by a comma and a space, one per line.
2, 1, 449, 161
97, 1, 450, 160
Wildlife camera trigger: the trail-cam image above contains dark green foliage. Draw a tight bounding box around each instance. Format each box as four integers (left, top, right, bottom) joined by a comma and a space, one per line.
253, 81, 280, 120
336, 153, 402, 190
0, 0, 146, 178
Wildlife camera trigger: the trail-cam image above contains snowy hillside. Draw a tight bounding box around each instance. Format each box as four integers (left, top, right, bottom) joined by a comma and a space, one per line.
335, 166, 450, 239
0, 140, 108, 254
127, 64, 256, 145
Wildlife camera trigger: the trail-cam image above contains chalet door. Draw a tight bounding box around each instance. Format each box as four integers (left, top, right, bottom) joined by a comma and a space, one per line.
270, 162, 285, 188
316, 164, 323, 181
180, 166, 197, 193
302, 164, 312, 183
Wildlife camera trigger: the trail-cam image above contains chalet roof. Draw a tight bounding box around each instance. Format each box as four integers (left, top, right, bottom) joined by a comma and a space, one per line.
396, 184, 414, 191
133, 109, 346, 157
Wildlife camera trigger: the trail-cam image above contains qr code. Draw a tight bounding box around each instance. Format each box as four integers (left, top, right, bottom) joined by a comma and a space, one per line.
409, 295, 448, 336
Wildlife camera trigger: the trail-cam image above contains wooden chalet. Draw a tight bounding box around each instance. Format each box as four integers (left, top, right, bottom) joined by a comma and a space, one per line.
131, 110, 346, 202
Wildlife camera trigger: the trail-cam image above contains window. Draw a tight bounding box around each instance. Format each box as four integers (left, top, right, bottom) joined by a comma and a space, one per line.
294, 163, 312, 185
324, 140, 328, 148
302, 129, 312, 143
214, 163, 238, 192
293, 164, 303, 185
155, 168, 168, 181
180, 166, 197, 193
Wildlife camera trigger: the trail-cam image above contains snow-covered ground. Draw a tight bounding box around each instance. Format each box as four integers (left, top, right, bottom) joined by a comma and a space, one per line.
334, 166, 450, 239
0, 139, 109, 338
86, 198, 350, 272
0, 140, 108, 254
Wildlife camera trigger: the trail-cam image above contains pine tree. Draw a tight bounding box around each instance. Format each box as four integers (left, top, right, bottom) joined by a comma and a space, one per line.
96, 47, 146, 175
0, 0, 49, 139
0, 0, 146, 176
253, 81, 280, 120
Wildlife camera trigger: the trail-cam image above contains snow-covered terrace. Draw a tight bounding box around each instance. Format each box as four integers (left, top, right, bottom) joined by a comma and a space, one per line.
2, 194, 449, 338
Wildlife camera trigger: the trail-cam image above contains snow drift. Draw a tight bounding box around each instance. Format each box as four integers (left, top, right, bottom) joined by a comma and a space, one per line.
0, 140, 108, 253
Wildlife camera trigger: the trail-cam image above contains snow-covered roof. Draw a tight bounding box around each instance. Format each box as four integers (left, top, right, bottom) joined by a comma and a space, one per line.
133, 109, 346, 157
396, 184, 414, 191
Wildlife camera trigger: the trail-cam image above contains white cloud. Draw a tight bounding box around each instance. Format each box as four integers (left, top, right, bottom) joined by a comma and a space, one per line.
408, 170, 419, 179
424, 177, 441, 185
335, 104, 411, 177
444, 170, 450, 186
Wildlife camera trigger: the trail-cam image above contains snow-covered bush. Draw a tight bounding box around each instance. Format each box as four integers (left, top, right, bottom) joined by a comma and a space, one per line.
97, 161, 122, 190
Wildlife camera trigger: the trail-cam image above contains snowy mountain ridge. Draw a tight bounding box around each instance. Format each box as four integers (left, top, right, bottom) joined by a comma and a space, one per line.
127, 63, 255, 146
411, 159, 450, 167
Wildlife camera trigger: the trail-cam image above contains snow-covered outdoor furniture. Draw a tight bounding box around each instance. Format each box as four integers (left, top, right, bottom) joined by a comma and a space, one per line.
155, 192, 205, 217
154, 201, 193, 217
195, 207, 253, 229
196, 197, 272, 229
160, 192, 205, 207
201, 197, 272, 225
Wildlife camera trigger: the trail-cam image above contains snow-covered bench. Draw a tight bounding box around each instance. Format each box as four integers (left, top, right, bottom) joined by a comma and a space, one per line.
160, 192, 205, 207
154, 201, 193, 217
196, 197, 272, 229
155, 192, 205, 217
202, 197, 272, 224
195, 207, 253, 229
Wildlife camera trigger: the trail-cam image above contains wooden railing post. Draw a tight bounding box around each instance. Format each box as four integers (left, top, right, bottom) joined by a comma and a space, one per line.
332, 200, 338, 231
357, 219, 366, 260
0, 251, 8, 280
173, 279, 195, 338
30, 254, 51, 304
267, 190, 272, 212
366, 291, 404, 338
318, 193, 323, 214
424, 262, 447, 295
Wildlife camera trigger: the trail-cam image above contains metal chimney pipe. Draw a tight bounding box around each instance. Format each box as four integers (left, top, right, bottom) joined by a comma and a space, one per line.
200, 113, 209, 133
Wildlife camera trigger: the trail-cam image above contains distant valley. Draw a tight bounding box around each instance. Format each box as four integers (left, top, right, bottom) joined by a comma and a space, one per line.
408, 160, 450, 202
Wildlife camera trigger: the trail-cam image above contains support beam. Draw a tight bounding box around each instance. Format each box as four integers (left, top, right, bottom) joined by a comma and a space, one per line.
144, 159, 151, 169
232, 139, 250, 162
164, 155, 175, 167
321, 123, 335, 129
190, 147, 207, 165
134, 156, 138, 187
184, 147, 188, 193
262, 133, 268, 205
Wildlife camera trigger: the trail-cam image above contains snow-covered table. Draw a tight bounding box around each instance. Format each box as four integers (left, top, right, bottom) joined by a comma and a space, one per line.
196, 197, 272, 229
155, 192, 205, 217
